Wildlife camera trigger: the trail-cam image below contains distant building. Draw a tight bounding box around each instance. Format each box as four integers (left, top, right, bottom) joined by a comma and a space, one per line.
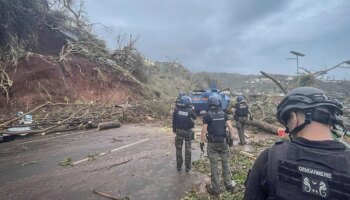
144, 59, 155, 66
286, 76, 294, 81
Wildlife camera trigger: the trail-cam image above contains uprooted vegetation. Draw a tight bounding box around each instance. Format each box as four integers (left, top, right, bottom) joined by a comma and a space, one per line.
0, 0, 184, 141
0, 0, 157, 110
0, 100, 173, 139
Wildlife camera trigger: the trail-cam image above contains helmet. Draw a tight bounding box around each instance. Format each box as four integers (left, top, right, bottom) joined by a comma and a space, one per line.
180, 96, 192, 106
208, 95, 221, 107
236, 96, 244, 102
277, 87, 343, 126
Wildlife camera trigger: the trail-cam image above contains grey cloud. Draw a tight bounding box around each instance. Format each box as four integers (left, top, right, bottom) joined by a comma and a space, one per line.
85, 0, 350, 79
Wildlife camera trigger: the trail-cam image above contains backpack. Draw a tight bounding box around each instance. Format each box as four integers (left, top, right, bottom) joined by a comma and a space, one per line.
235, 102, 249, 117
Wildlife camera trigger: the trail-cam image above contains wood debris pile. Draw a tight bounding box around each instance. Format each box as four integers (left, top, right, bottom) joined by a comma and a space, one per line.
0, 101, 172, 141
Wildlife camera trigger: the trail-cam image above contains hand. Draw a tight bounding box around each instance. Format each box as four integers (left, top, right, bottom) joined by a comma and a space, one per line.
249, 116, 253, 121
200, 142, 204, 153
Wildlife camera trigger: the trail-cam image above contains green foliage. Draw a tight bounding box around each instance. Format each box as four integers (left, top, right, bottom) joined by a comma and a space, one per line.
87, 152, 98, 161
131, 54, 150, 83
0, 0, 46, 63
182, 190, 203, 200
154, 90, 161, 98
298, 75, 316, 87
147, 100, 172, 118
143, 61, 193, 99
58, 157, 72, 166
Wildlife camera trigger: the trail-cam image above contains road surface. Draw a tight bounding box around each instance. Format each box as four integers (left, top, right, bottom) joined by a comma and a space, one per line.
0, 123, 202, 200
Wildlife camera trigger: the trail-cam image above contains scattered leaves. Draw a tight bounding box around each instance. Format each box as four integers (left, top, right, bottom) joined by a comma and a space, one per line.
184, 136, 277, 199
59, 157, 72, 166
88, 153, 99, 161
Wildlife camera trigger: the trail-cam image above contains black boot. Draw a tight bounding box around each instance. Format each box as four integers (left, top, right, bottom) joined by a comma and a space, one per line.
206, 185, 220, 196
177, 165, 181, 171
226, 185, 235, 194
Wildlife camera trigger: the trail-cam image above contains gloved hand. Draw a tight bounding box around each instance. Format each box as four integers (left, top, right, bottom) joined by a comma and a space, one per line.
249, 116, 253, 121
200, 142, 204, 153
229, 138, 233, 147
173, 128, 176, 133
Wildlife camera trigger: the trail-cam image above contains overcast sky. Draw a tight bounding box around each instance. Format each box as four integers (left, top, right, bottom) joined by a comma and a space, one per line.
85, 0, 350, 79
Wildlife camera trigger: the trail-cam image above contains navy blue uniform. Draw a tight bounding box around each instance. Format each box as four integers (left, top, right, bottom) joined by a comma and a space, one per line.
172, 106, 196, 171
244, 137, 350, 200
233, 102, 249, 144
203, 108, 233, 193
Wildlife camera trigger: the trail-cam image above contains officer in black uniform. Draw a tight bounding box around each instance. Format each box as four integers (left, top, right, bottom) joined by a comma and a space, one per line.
173, 95, 197, 172
244, 87, 350, 200
200, 95, 236, 196
232, 95, 252, 145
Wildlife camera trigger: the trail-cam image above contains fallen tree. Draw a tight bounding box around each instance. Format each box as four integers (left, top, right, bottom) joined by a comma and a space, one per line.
0, 101, 171, 141
0, 102, 53, 128
246, 119, 282, 135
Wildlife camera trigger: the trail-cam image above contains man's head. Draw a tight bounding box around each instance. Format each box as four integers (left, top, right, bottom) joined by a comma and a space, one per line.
276, 87, 343, 137
208, 95, 221, 108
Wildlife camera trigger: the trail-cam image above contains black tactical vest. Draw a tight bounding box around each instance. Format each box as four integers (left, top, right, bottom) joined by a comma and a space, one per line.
175, 107, 194, 130
235, 102, 249, 117
207, 110, 226, 142
267, 140, 350, 200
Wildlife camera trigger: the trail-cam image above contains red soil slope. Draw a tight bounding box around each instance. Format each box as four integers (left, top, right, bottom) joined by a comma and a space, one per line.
1, 53, 143, 108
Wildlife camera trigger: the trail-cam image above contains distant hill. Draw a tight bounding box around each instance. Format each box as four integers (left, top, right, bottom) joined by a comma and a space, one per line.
144, 60, 350, 100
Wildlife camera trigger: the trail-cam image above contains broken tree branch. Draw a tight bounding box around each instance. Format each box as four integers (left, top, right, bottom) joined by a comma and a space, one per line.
42, 106, 88, 134
0, 83, 10, 103
250, 103, 265, 120
108, 159, 133, 169
0, 102, 53, 128
22, 161, 39, 166
311, 62, 349, 77
239, 151, 256, 160
93, 189, 129, 200
260, 71, 287, 94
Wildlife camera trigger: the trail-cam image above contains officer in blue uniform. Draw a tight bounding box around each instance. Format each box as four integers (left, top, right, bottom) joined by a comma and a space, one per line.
200, 96, 236, 196
244, 87, 350, 200
172, 96, 197, 172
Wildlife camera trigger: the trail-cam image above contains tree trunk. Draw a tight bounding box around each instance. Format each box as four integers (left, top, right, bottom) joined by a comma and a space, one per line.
98, 121, 121, 130
246, 119, 282, 135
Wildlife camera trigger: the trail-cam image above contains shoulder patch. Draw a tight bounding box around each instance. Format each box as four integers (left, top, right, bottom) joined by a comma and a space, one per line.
275, 139, 285, 145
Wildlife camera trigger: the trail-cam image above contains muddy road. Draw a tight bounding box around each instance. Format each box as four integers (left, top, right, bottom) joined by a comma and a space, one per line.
0, 123, 202, 200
